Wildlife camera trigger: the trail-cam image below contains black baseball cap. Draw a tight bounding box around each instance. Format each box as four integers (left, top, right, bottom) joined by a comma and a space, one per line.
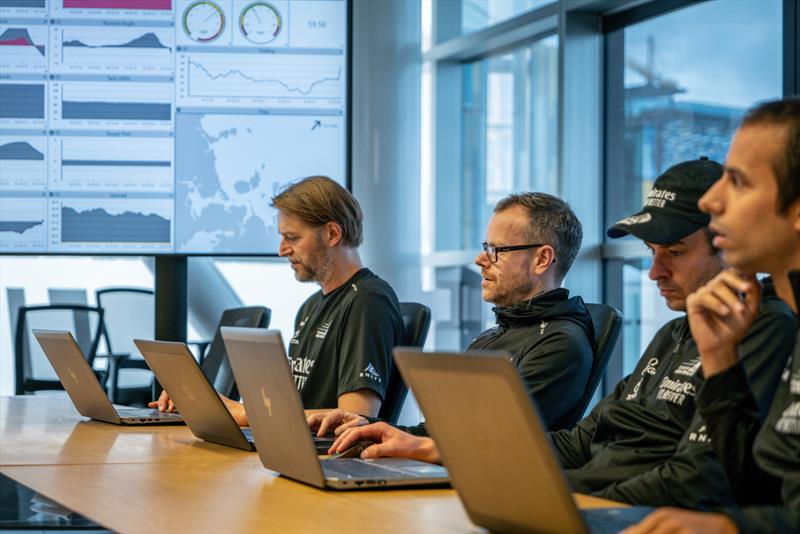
607, 157, 723, 244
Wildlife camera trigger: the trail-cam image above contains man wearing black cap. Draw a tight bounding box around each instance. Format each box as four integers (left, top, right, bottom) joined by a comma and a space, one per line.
547, 157, 795, 508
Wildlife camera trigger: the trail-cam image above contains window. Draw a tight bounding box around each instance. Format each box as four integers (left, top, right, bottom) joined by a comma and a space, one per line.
462, 0, 556, 34
604, 0, 783, 376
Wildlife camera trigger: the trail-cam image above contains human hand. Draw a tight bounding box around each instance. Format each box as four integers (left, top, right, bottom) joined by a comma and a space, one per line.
328, 422, 441, 464
621, 508, 737, 534
218, 394, 248, 426
307, 409, 368, 437
686, 270, 760, 377
147, 390, 176, 412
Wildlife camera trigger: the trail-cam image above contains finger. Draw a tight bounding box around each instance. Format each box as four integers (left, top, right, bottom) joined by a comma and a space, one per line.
333, 417, 366, 436
329, 427, 363, 454
147, 401, 158, 408
168, 399, 175, 412
360, 442, 389, 459
306, 413, 323, 430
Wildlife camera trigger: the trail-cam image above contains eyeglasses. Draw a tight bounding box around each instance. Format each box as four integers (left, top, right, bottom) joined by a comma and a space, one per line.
481, 242, 547, 263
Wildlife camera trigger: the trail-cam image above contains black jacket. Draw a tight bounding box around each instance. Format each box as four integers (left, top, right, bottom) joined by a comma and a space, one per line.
698, 271, 800, 533
397, 288, 594, 434
549, 280, 795, 508
468, 288, 594, 430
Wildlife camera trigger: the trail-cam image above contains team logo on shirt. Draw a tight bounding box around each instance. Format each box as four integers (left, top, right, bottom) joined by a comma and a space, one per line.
316, 319, 333, 339
625, 357, 659, 401
775, 401, 800, 436
673, 357, 702, 377
656, 376, 696, 406
360, 363, 382, 383
291, 316, 309, 345
539, 321, 548, 335
291, 356, 315, 390
688, 424, 710, 443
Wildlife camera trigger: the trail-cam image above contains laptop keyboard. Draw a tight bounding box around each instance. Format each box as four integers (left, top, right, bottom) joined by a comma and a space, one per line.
321, 459, 412, 479
116, 407, 179, 418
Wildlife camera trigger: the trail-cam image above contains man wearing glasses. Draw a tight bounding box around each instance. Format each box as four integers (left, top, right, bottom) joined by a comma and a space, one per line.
310, 192, 595, 437
323, 160, 795, 512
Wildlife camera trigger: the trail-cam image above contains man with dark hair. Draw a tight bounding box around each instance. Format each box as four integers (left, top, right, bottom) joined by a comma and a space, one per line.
152, 176, 404, 421
327, 159, 795, 511
309, 192, 594, 448
626, 98, 800, 533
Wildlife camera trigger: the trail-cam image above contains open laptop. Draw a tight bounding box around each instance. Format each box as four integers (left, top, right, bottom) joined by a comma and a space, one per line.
134, 338, 336, 453
221, 327, 449, 490
393, 348, 654, 534
32, 330, 183, 425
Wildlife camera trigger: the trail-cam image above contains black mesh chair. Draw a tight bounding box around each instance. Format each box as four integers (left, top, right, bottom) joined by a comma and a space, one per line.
200, 306, 270, 399
558, 303, 623, 428
14, 304, 104, 395
378, 302, 432, 423
96, 287, 155, 406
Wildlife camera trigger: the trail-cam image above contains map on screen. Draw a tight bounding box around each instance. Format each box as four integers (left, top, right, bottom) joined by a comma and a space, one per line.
0, 0, 348, 254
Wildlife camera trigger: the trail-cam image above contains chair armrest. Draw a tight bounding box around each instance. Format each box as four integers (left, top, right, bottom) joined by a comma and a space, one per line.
187, 339, 212, 364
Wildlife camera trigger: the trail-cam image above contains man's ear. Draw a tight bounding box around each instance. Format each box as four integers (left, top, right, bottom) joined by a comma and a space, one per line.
791, 198, 800, 236
324, 221, 343, 247
532, 245, 556, 276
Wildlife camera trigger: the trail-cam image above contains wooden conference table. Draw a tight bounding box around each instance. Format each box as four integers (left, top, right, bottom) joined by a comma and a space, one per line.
0, 396, 623, 533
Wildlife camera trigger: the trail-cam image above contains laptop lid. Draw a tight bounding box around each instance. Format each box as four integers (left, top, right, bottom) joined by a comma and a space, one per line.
32, 330, 120, 424
221, 327, 326, 488
134, 339, 252, 451
393, 348, 588, 534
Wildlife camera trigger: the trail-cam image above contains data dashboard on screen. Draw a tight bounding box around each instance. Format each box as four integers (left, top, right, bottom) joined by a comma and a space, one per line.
0, 0, 348, 254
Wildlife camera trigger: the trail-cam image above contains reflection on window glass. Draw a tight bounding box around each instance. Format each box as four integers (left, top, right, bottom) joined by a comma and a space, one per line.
438, 34, 557, 251
610, 0, 781, 376
462, 0, 555, 34
614, 0, 782, 227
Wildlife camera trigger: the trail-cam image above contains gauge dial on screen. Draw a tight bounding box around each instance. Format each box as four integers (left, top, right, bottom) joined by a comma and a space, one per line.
240, 2, 282, 44
183, 1, 225, 43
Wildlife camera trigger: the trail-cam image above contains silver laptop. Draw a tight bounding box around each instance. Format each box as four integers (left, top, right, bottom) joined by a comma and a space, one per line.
134, 339, 337, 453
32, 330, 183, 425
393, 348, 653, 534
221, 327, 449, 490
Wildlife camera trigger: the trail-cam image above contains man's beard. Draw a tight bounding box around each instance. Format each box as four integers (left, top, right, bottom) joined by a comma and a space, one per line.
293, 244, 334, 285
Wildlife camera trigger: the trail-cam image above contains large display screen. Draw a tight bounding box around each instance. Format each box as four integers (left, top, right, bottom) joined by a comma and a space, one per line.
0, 0, 348, 254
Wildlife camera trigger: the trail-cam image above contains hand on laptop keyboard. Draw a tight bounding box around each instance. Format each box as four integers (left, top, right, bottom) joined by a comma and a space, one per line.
307, 409, 367, 437
148, 391, 177, 412
328, 422, 441, 464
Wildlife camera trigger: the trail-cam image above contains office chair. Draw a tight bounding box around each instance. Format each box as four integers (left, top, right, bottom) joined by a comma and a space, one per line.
377, 302, 432, 423
200, 306, 271, 399
14, 304, 104, 395
96, 287, 155, 406
558, 303, 623, 429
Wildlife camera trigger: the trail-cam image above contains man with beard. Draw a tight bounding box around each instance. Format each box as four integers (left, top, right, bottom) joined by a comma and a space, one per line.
310, 192, 595, 443
152, 176, 404, 423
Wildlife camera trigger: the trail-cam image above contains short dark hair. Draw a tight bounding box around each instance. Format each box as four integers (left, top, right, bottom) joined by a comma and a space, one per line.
271, 176, 363, 247
740, 97, 800, 214
493, 192, 583, 283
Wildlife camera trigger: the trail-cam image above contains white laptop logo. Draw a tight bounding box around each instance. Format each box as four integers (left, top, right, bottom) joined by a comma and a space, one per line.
260, 387, 272, 416
181, 385, 194, 402
66, 366, 78, 385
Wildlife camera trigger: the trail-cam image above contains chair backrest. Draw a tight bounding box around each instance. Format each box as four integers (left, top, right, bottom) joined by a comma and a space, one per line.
48, 288, 91, 356
559, 303, 622, 428
96, 287, 155, 389
377, 302, 432, 423
201, 306, 270, 399
15, 304, 104, 395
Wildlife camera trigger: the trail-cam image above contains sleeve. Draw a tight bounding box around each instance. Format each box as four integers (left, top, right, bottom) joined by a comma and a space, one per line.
590, 309, 796, 508
336, 291, 402, 400
517, 325, 592, 430
697, 363, 783, 504
548, 377, 629, 469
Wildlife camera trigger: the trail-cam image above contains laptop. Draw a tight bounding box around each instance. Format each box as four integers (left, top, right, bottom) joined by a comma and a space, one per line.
134, 338, 336, 453
32, 330, 183, 425
221, 327, 449, 490
393, 348, 654, 534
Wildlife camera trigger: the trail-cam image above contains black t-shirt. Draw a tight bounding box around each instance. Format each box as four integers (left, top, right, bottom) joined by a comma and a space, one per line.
288, 268, 403, 409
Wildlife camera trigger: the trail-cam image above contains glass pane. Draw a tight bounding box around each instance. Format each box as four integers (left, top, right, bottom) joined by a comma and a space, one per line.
462, 0, 555, 34
606, 0, 782, 381
437, 34, 557, 251
610, 0, 782, 229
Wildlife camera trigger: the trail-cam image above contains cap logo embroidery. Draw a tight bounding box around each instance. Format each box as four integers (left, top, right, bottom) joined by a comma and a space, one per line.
617, 213, 652, 226
643, 188, 677, 209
